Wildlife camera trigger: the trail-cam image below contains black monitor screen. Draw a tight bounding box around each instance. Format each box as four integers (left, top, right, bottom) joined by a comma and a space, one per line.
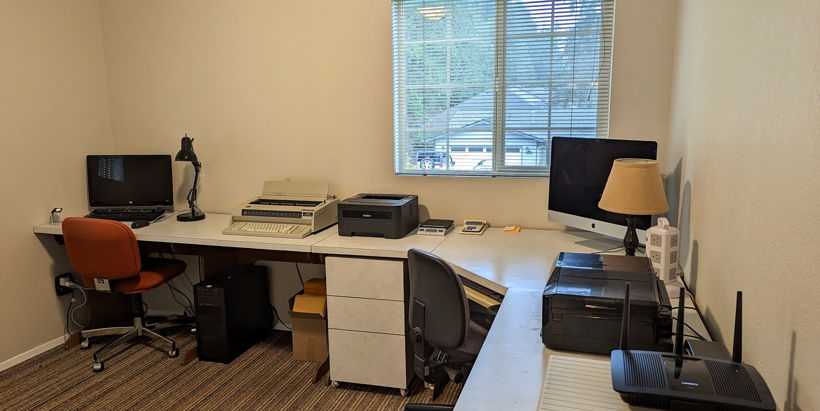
87, 155, 174, 208
549, 137, 658, 230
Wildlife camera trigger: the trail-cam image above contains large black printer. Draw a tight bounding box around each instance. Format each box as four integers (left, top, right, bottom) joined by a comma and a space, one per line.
542, 252, 673, 355
337, 193, 419, 239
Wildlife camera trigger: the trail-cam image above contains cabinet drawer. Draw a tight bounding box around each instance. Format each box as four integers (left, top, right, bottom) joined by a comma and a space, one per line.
325, 256, 404, 301
328, 329, 408, 389
327, 296, 405, 335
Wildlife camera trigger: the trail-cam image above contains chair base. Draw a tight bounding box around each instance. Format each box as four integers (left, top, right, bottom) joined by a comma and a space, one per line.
81, 316, 179, 372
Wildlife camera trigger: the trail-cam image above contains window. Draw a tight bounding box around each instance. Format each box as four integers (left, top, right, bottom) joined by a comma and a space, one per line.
392, 0, 615, 176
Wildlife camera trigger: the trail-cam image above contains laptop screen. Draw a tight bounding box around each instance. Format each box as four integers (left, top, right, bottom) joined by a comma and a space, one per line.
86, 155, 174, 209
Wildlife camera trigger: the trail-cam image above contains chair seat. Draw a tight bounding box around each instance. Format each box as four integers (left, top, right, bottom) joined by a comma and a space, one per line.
446, 320, 488, 362
81, 257, 186, 294
114, 257, 186, 294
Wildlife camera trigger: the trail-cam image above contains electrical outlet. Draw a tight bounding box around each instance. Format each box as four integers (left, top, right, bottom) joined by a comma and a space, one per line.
55, 273, 73, 296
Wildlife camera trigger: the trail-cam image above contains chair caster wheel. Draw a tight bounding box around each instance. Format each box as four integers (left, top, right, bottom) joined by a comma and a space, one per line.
80, 339, 91, 350
168, 348, 179, 358
92, 361, 104, 372
400, 389, 409, 397
330, 380, 340, 388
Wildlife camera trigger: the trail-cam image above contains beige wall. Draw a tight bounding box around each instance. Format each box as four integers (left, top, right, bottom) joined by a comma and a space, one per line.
98, 0, 678, 229
0, 0, 112, 362
666, 1, 820, 408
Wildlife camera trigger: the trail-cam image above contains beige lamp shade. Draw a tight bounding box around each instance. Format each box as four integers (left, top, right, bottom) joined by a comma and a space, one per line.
598, 158, 669, 215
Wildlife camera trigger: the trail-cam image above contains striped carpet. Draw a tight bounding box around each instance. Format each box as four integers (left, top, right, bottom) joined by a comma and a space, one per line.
0, 331, 461, 410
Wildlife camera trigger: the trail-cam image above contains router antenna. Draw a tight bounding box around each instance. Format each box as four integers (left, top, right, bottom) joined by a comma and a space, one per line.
619, 283, 631, 350
674, 287, 685, 357
732, 291, 743, 363
674, 287, 686, 378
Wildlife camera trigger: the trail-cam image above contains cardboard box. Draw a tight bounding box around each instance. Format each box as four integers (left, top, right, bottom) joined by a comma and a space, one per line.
289, 293, 328, 362
303, 278, 326, 296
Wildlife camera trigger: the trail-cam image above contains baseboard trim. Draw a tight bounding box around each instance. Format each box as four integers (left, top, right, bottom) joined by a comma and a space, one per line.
0, 335, 66, 372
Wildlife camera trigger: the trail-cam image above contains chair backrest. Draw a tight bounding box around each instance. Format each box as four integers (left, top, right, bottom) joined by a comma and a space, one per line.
62, 217, 142, 281
407, 248, 469, 349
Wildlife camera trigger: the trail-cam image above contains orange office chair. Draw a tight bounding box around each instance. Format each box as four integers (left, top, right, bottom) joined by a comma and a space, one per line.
62, 217, 187, 372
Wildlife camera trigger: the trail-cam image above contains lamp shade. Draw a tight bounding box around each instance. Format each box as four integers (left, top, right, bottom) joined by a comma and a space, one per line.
175, 135, 198, 162
598, 158, 668, 215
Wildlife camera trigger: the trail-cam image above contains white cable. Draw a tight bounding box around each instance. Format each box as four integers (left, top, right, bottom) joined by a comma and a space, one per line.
69, 286, 88, 329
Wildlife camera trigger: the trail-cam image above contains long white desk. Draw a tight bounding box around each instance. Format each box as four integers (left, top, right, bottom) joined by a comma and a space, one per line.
34, 215, 710, 410
34, 213, 335, 253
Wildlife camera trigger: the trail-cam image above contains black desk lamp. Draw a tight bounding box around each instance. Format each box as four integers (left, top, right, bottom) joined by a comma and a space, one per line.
175, 134, 205, 221
598, 158, 668, 256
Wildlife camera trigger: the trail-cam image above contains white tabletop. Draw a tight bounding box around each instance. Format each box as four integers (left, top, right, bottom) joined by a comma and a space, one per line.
432, 227, 622, 294
311, 228, 449, 259
455, 280, 710, 411
33, 213, 336, 253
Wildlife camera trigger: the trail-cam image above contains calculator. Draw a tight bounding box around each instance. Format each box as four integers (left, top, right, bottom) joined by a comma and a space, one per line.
459, 220, 488, 235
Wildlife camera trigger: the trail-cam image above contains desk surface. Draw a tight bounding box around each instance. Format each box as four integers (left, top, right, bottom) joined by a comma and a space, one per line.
34, 214, 336, 253
433, 227, 622, 294
453, 281, 709, 411
34, 215, 709, 410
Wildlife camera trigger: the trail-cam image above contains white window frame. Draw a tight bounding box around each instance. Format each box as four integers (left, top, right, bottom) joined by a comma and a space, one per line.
392, 0, 615, 177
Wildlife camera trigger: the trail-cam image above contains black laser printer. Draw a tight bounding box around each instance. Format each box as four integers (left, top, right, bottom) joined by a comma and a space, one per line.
542, 252, 673, 355
337, 194, 418, 239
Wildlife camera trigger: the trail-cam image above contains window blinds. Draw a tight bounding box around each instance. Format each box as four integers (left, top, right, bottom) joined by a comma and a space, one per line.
392, 0, 615, 176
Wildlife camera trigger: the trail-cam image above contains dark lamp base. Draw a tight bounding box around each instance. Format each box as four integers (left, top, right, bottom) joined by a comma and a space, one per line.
177, 212, 205, 222
623, 215, 639, 256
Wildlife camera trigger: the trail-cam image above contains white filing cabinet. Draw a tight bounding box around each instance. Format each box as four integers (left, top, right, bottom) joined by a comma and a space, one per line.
325, 256, 411, 395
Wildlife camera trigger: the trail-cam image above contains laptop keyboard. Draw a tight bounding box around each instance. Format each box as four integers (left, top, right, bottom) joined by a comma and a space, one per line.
85, 209, 165, 221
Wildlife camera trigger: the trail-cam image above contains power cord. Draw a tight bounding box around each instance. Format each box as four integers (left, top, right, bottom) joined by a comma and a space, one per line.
269, 304, 291, 330
295, 263, 305, 288
161, 251, 197, 317
166, 282, 195, 317
63, 289, 76, 349
62, 281, 92, 349
70, 286, 88, 330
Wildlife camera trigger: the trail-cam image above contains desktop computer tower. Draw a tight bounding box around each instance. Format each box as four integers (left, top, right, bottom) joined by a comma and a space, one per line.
194, 265, 272, 363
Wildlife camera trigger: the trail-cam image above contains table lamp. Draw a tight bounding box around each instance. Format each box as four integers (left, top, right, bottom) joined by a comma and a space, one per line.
598, 158, 668, 256
175, 134, 205, 221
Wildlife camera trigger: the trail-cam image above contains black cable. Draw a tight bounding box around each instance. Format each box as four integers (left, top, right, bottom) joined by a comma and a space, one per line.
167, 282, 195, 316
593, 245, 624, 254
294, 263, 305, 288
271, 305, 292, 330
182, 270, 196, 290
268, 303, 287, 331
167, 252, 197, 291
171, 277, 195, 310
678, 273, 713, 340
63, 289, 76, 349
684, 322, 707, 341
672, 332, 706, 341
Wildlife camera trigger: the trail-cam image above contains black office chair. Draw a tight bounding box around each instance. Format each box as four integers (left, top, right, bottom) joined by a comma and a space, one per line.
406, 248, 487, 403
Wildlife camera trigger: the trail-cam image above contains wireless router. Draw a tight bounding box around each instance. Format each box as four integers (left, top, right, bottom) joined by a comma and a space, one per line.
610, 285, 776, 410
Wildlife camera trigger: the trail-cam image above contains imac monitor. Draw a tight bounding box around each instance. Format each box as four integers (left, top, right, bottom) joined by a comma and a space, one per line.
87, 155, 174, 210
548, 137, 658, 240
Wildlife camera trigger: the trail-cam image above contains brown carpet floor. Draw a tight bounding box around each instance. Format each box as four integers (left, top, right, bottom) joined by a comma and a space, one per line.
0, 330, 461, 410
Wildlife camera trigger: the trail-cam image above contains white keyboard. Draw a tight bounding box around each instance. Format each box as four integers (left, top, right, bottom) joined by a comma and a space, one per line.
223, 221, 312, 239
